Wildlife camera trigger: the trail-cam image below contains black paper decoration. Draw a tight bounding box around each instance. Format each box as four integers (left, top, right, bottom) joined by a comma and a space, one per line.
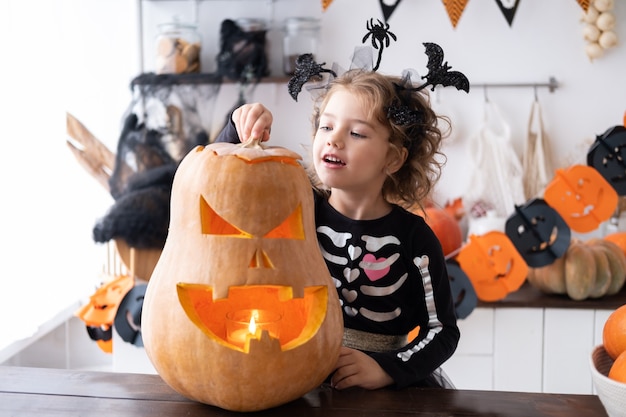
505, 198, 571, 268
494, 0, 521, 27
114, 284, 147, 347
379, 0, 403, 22
587, 125, 626, 196
447, 260, 478, 319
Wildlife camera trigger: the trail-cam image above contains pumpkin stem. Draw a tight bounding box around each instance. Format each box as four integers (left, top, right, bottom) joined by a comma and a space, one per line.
241, 138, 264, 149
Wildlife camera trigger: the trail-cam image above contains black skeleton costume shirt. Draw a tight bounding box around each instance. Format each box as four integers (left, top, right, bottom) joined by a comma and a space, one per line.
215, 121, 460, 389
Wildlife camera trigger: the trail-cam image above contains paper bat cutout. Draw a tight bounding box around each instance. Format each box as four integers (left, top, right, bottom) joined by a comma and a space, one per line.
543, 164, 618, 233
456, 231, 528, 302
287, 54, 336, 101
505, 198, 571, 268
415, 43, 470, 93
587, 125, 626, 195
447, 260, 477, 319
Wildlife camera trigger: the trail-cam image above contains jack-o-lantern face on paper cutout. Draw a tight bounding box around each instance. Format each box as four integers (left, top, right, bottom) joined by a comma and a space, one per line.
456, 231, 528, 302
587, 125, 626, 196
505, 198, 571, 268
543, 164, 618, 233
141, 142, 343, 412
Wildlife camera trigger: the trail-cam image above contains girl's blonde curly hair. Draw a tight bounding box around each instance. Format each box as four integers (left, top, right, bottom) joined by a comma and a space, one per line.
308, 69, 450, 210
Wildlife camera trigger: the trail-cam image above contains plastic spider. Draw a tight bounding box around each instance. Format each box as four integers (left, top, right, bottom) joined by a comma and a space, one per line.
362, 18, 397, 71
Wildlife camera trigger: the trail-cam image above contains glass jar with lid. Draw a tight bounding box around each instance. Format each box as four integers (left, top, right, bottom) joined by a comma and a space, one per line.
217, 18, 270, 82
282, 17, 321, 75
155, 17, 202, 74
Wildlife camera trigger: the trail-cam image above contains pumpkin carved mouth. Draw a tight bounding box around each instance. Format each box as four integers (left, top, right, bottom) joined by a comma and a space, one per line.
177, 284, 328, 352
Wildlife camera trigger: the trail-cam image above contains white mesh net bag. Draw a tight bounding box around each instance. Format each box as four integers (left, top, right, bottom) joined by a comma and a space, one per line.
464, 100, 526, 219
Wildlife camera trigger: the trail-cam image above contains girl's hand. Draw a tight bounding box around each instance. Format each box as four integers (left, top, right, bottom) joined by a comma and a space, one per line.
330, 347, 394, 390
232, 103, 273, 144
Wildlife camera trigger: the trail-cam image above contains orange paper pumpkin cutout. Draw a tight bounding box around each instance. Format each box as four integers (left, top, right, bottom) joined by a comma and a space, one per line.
543, 164, 618, 233
75, 274, 134, 327
456, 231, 528, 302
322, 0, 333, 11
75, 274, 134, 353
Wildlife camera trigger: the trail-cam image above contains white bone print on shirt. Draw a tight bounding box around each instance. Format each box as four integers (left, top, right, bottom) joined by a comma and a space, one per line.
362, 235, 400, 251
397, 255, 443, 362
317, 226, 351, 247
318, 225, 406, 323
318, 226, 351, 266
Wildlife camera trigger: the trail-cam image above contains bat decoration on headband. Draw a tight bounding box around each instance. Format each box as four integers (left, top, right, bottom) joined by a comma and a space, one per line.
288, 54, 337, 101
415, 43, 470, 93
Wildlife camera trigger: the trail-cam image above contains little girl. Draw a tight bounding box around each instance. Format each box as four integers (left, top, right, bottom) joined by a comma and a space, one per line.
216, 68, 460, 390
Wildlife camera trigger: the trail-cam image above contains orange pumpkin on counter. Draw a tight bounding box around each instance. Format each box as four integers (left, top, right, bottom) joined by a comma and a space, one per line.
141, 140, 343, 412
412, 203, 463, 258
604, 232, 626, 257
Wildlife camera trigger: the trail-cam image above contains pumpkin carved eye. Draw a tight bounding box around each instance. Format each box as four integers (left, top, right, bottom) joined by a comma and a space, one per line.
200, 196, 305, 239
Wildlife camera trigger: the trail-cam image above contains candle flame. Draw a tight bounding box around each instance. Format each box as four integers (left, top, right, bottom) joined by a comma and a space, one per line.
248, 310, 259, 334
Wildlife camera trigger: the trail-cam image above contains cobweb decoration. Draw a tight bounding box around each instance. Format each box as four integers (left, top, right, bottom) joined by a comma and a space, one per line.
93, 73, 222, 249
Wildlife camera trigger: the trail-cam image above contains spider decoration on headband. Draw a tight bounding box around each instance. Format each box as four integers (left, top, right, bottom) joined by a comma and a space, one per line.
362, 18, 397, 72
287, 18, 469, 112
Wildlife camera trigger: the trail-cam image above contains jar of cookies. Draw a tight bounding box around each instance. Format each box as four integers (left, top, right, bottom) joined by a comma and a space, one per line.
155, 17, 201, 74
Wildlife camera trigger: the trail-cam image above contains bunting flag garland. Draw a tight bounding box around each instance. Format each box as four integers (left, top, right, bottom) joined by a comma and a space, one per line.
494, 0, 520, 27
442, 0, 469, 28
577, 0, 590, 12
321, 0, 333, 11
379, 0, 403, 22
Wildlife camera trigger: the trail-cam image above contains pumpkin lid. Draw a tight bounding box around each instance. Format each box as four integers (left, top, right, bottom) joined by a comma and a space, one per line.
208, 140, 302, 163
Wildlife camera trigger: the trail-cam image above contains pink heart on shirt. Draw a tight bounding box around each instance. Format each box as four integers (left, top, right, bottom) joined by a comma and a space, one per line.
362, 254, 390, 281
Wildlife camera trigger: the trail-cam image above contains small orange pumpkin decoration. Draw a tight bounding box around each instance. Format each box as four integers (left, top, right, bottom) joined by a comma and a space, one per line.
604, 232, 626, 257
412, 203, 463, 258
141, 140, 343, 412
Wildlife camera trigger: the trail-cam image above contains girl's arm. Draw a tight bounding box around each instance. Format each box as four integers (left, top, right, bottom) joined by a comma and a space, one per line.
371, 222, 460, 389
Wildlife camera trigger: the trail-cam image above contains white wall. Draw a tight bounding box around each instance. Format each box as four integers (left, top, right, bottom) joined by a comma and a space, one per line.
140, 0, 626, 202
1, 0, 625, 352
0, 0, 139, 350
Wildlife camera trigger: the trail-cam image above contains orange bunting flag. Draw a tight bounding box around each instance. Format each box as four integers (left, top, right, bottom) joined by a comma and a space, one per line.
577, 0, 589, 12
442, 0, 469, 28
322, 0, 334, 11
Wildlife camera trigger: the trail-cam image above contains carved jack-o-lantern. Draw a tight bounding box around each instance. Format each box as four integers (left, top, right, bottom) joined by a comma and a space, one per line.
141, 141, 343, 412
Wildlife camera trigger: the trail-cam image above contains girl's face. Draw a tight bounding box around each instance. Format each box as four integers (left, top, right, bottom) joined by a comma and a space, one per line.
313, 88, 399, 195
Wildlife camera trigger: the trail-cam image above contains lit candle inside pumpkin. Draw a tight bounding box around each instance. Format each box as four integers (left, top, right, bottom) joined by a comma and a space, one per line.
226, 309, 281, 347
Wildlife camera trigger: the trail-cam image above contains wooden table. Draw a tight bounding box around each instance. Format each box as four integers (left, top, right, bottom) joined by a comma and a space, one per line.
0, 366, 608, 417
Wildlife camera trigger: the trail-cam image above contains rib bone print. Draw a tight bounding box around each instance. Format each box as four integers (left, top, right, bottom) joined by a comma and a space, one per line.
317, 225, 406, 322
